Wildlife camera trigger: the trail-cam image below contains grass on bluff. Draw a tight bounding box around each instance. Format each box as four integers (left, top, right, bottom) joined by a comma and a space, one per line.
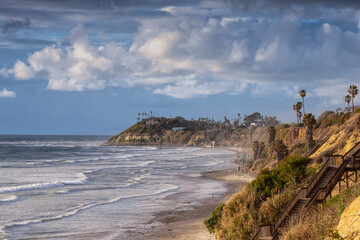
281, 183, 360, 240
204, 155, 311, 239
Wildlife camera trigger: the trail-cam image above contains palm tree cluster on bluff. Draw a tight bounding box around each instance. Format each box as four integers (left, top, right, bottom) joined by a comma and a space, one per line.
291, 85, 358, 151
347, 85, 359, 115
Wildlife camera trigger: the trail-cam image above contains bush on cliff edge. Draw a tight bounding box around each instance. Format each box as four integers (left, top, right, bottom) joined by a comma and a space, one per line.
211, 155, 310, 240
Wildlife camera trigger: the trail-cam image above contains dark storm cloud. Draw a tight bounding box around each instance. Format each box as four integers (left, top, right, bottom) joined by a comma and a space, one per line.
0, 0, 194, 12
227, 0, 360, 10
2, 17, 30, 33
225, 0, 360, 19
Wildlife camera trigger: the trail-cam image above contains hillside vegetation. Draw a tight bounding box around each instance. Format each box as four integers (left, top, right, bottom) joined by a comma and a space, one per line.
107, 113, 277, 147
107, 107, 360, 239
207, 110, 360, 240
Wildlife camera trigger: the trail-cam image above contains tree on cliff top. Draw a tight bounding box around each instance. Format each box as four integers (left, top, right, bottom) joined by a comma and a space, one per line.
272, 140, 288, 162
253, 141, 260, 160
345, 95, 351, 111
299, 90, 306, 115
303, 113, 316, 150
348, 85, 358, 115
293, 102, 303, 124
244, 112, 262, 126
267, 126, 276, 145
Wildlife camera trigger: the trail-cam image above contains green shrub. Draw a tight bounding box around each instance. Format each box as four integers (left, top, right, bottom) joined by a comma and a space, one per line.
260, 149, 267, 158
277, 128, 289, 141
339, 112, 351, 125
305, 166, 317, 177
250, 155, 310, 199
204, 204, 224, 233
291, 142, 307, 154
280, 123, 290, 129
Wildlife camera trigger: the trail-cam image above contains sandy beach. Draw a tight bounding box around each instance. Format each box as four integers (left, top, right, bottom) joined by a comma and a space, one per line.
128, 148, 255, 240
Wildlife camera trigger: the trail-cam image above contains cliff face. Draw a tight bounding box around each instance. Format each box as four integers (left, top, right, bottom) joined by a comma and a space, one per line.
337, 195, 360, 239
311, 113, 360, 158
282, 127, 306, 144
213, 112, 360, 240
108, 112, 360, 164
107, 117, 269, 147
107, 126, 268, 147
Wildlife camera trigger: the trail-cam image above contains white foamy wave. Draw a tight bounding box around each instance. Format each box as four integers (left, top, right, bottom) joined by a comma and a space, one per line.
134, 160, 155, 167
0, 140, 104, 148
0, 173, 88, 194
63, 173, 88, 185
0, 182, 64, 194
56, 190, 69, 194
130, 173, 151, 183
202, 160, 224, 167
0, 184, 178, 235
0, 195, 18, 202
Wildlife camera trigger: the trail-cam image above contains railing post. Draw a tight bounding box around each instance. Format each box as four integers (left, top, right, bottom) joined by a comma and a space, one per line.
356, 165, 358, 182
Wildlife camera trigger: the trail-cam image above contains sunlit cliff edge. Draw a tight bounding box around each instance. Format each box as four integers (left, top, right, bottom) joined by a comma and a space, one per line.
107, 110, 360, 239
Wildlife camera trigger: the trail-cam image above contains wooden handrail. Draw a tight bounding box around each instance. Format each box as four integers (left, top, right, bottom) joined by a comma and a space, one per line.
252, 226, 260, 239
269, 155, 342, 234
306, 158, 348, 208
272, 188, 306, 231
252, 142, 360, 239
344, 142, 360, 158
305, 156, 331, 195
252, 225, 272, 240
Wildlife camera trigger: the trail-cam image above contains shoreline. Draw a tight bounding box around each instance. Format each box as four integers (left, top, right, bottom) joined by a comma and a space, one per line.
126, 148, 255, 240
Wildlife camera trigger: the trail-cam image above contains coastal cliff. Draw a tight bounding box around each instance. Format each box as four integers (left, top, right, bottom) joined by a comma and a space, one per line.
208, 111, 360, 240
107, 111, 360, 239
106, 116, 269, 148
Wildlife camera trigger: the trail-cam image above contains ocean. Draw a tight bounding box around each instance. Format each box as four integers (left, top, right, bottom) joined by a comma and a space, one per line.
0, 135, 237, 240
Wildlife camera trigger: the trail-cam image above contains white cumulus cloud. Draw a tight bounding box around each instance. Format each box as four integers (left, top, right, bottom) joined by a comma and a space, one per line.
0, 88, 16, 98
6, 9, 360, 100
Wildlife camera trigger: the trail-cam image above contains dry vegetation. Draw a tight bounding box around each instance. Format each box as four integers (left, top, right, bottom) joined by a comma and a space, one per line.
205, 155, 311, 240
281, 183, 360, 240
206, 111, 360, 240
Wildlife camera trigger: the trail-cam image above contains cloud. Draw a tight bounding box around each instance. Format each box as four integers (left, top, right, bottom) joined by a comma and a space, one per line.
0, 88, 16, 98
153, 76, 247, 99
2, 18, 30, 33
5, 2, 360, 99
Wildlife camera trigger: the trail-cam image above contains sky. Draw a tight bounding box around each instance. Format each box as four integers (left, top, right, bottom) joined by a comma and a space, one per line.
0, 0, 359, 134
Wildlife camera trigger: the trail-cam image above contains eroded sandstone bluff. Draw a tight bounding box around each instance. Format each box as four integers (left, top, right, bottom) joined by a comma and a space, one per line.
106, 116, 269, 147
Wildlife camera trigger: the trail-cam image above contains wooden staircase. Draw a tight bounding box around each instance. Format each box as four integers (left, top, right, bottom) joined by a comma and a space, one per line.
252, 142, 360, 240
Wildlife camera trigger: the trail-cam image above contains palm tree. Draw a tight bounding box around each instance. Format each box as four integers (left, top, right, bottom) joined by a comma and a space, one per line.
303, 113, 316, 150
293, 104, 298, 123
267, 126, 276, 145
296, 102, 302, 124
293, 102, 303, 123
252, 141, 260, 160
272, 140, 288, 162
299, 90, 306, 115
297, 111, 302, 125
345, 95, 351, 112
348, 85, 358, 115
257, 142, 265, 159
